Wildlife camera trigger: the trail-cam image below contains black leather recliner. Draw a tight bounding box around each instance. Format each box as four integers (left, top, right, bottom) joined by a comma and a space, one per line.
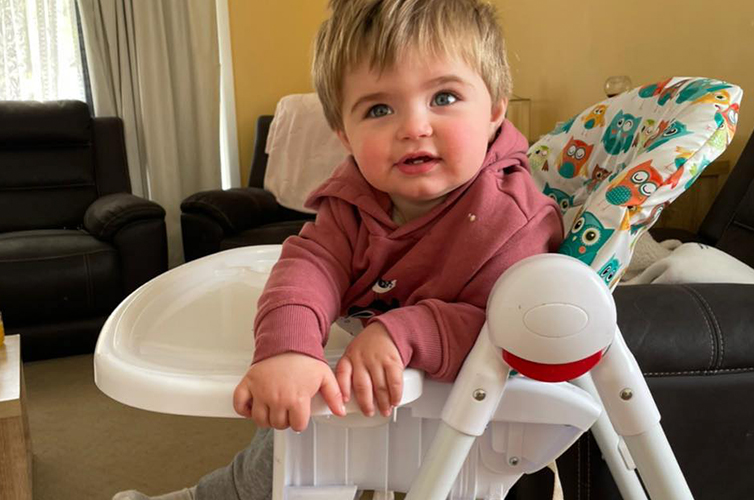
0, 100, 168, 361
182, 114, 754, 499
180, 115, 313, 262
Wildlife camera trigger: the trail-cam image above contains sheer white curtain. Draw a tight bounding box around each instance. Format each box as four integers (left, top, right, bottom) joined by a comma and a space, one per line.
76, 0, 221, 266
0, 0, 86, 100
0, 0, 86, 101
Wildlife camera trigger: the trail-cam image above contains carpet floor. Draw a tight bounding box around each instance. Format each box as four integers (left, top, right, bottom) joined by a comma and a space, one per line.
24, 354, 255, 500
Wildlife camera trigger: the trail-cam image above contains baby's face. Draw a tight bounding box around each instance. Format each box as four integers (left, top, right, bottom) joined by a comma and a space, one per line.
336, 50, 506, 207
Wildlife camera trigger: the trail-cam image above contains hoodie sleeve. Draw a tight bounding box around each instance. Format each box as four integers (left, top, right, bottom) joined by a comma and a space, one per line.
369, 206, 562, 382
253, 197, 356, 364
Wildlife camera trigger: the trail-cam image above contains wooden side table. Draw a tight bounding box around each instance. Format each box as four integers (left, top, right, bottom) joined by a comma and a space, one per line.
0, 335, 32, 500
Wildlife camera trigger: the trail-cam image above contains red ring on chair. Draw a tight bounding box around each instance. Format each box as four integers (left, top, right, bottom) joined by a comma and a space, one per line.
502, 350, 604, 382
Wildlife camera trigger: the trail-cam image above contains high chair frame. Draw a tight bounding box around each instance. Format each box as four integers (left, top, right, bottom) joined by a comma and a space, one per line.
95, 76, 743, 500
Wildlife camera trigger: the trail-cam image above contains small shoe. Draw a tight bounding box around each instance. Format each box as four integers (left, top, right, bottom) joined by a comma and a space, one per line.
112, 487, 196, 500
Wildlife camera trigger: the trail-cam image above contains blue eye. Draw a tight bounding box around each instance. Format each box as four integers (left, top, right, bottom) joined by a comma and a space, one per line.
367, 104, 392, 118
433, 92, 458, 106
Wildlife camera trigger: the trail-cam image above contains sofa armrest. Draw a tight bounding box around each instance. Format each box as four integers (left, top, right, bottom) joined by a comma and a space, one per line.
180, 187, 309, 234
615, 283, 754, 374
83, 193, 166, 241
517, 282, 754, 500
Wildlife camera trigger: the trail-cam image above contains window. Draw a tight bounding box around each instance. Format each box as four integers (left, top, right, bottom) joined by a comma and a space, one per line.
0, 0, 87, 101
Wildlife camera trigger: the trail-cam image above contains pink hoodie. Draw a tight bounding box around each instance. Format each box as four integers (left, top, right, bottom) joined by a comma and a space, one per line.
253, 121, 563, 382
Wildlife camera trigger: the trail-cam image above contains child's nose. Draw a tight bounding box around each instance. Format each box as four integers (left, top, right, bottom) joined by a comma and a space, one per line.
397, 110, 432, 140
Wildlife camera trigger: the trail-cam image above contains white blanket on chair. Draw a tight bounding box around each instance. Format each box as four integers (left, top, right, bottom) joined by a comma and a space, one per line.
623, 240, 754, 285
263, 93, 348, 214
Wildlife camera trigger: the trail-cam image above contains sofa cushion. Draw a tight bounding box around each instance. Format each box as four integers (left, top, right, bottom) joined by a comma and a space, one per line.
0, 229, 122, 324
0, 100, 98, 232
0, 100, 91, 145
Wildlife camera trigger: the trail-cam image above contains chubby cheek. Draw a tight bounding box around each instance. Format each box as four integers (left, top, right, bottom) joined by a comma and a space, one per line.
441, 123, 489, 179
350, 138, 390, 185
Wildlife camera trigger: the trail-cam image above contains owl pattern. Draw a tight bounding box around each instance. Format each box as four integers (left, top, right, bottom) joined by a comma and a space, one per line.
602, 111, 641, 155
543, 183, 575, 214
584, 165, 610, 194
684, 157, 711, 191
719, 103, 739, 139
606, 161, 663, 207
557, 138, 594, 178
632, 118, 657, 150
638, 78, 672, 99
529, 77, 741, 287
657, 79, 690, 106
582, 105, 607, 130
676, 79, 732, 104
559, 211, 615, 266
597, 255, 621, 287
644, 120, 691, 152
630, 202, 668, 234
528, 145, 551, 171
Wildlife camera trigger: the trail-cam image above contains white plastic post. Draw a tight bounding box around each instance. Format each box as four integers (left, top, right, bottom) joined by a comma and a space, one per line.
404, 423, 477, 500
573, 374, 648, 500
406, 326, 511, 500
589, 331, 693, 499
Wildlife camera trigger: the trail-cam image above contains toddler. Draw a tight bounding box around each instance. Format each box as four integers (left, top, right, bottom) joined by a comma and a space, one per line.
115, 0, 562, 498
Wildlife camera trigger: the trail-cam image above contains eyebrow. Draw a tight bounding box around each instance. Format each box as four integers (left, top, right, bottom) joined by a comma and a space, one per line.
348, 74, 470, 115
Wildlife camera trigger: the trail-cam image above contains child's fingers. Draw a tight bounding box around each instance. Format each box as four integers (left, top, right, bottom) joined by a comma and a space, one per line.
319, 369, 347, 417
368, 364, 392, 417
384, 362, 404, 407
251, 400, 271, 428
289, 400, 311, 432
269, 406, 290, 430
232, 382, 253, 418
335, 356, 353, 403
352, 363, 375, 417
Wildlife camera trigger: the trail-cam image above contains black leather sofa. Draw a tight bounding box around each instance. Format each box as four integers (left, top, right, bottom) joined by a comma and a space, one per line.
182, 114, 754, 499
181, 115, 313, 261
0, 100, 168, 361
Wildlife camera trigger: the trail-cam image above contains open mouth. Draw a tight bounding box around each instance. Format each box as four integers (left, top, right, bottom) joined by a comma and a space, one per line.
403, 155, 435, 165
396, 153, 439, 175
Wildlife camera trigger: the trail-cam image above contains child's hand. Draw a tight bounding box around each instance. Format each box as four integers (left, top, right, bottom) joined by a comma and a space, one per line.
335, 323, 403, 417
233, 352, 346, 432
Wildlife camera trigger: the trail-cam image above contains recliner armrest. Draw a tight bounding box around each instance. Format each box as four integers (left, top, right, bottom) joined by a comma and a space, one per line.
84, 193, 166, 241
614, 283, 754, 374
180, 187, 309, 234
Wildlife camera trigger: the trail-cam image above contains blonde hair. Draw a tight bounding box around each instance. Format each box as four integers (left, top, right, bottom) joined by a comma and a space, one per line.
312, 0, 512, 131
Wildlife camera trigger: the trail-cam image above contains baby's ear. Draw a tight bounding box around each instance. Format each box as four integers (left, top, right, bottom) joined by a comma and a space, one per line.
336, 129, 353, 154
489, 98, 508, 140
490, 98, 508, 134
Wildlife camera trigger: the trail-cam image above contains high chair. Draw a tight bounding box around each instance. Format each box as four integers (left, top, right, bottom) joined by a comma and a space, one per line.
95, 77, 742, 499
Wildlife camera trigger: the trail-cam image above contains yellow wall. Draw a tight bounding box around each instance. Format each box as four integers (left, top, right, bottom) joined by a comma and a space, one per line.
229, 0, 754, 185
228, 0, 328, 185
497, 0, 754, 169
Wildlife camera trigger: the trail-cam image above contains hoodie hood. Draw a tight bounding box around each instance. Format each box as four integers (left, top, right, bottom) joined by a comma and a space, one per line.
304, 119, 530, 229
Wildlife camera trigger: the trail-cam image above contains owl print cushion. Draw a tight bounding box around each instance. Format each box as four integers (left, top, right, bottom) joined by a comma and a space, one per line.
527, 77, 743, 289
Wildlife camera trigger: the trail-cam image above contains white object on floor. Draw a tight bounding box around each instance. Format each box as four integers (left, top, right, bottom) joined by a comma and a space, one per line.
624, 242, 754, 285
264, 93, 347, 213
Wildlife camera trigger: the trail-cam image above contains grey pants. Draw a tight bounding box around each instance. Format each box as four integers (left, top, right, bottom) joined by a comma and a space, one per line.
195, 427, 274, 500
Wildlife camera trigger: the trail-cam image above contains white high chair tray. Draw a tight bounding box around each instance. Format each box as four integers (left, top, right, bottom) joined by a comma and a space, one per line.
94, 246, 424, 418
